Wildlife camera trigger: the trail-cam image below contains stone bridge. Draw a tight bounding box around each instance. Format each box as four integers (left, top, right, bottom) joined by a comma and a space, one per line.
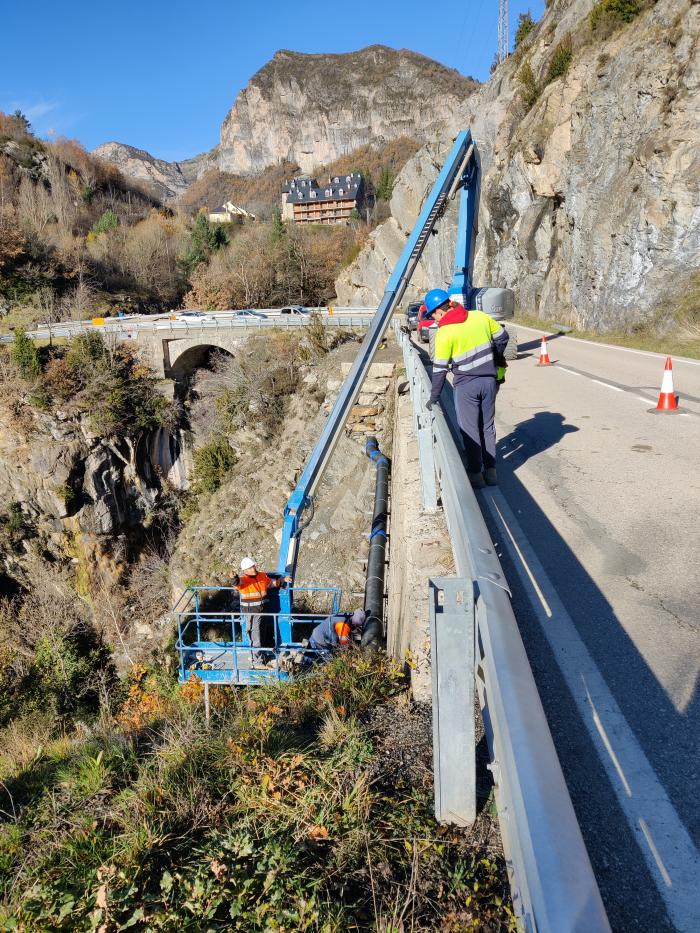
123, 317, 371, 380
134, 331, 250, 379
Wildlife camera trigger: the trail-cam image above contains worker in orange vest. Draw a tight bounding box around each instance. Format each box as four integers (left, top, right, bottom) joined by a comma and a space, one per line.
231, 557, 291, 666
308, 609, 366, 662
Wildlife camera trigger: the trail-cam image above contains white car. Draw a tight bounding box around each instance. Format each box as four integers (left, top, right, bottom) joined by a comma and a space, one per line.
231, 309, 267, 320
176, 310, 216, 323
280, 305, 310, 315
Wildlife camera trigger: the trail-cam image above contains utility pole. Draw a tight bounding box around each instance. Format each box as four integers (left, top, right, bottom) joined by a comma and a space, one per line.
497, 0, 509, 65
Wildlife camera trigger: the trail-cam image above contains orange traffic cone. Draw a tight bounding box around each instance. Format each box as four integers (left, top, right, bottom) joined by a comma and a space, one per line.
649, 356, 682, 413
537, 336, 552, 366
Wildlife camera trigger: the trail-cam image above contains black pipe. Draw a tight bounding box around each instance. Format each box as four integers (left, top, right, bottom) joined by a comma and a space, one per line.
362, 437, 390, 647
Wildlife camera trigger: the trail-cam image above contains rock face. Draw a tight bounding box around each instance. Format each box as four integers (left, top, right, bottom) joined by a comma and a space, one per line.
337, 0, 700, 331
218, 46, 478, 175
93, 142, 217, 200
0, 406, 171, 590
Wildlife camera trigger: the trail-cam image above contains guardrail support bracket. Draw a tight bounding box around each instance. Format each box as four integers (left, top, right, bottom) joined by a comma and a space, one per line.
429, 576, 476, 826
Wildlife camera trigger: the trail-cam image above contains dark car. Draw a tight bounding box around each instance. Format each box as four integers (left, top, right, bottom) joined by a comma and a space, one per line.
405, 302, 421, 331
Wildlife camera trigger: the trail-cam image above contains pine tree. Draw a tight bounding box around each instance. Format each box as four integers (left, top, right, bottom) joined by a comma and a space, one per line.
12, 328, 41, 380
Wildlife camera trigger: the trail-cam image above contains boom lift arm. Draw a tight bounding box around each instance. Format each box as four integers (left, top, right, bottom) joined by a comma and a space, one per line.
276, 130, 480, 613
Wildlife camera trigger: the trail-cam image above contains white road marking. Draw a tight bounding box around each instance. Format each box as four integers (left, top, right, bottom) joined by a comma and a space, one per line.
515, 324, 700, 367
482, 489, 700, 932
502, 443, 525, 461
490, 495, 552, 617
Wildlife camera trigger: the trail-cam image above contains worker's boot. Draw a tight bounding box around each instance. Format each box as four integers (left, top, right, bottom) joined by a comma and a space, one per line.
468, 471, 486, 489
484, 468, 498, 486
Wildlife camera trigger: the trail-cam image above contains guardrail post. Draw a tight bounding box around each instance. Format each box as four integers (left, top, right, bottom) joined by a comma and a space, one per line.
429, 576, 476, 826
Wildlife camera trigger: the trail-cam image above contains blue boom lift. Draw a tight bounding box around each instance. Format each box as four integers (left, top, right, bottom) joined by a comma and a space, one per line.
174, 129, 501, 685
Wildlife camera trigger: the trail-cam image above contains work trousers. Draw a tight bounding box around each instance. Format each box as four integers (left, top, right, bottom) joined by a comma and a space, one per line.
454, 376, 498, 474
242, 611, 266, 664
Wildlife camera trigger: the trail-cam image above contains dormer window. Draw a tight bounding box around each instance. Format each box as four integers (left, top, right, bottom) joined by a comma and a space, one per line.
333, 176, 339, 183
310, 190, 316, 198
338, 188, 344, 196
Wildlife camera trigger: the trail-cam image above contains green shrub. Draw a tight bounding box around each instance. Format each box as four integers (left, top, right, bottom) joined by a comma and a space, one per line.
6, 502, 25, 537
518, 62, 541, 109
191, 436, 237, 495
590, 0, 641, 32
181, 212, 229, 276
515, 11, 537, 47
375, 166, 394, 201
11, 327, 41, 380
41, 332, 177, 436
545, 34, 573, 84
90, 208, 119, 236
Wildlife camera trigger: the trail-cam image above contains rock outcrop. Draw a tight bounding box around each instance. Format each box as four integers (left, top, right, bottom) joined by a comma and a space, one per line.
93, 142, 217, 200
0, 406, 172, 591
218, 46, 478, 175
337, 0, 700, 331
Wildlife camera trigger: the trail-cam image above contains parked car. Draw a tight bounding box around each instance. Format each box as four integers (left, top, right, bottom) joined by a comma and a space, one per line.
280, 305, 310, 315
176, 310, 216, 323
405, 302, 421, 331
417, 305, 437, 344
231, 309, 267, 320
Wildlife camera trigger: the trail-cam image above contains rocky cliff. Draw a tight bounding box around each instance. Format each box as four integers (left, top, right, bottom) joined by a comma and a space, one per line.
218, 45, 477, 175
337, 0, 700, 331
0, 404, 176, 595
94, 45, 477, 195
93, 142, 217, 200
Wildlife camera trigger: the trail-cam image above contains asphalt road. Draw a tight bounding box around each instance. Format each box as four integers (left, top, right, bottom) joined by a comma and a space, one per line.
477, 326, 700, 931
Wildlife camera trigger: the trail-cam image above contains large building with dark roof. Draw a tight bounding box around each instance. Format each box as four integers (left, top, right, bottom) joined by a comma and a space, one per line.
281, 173, 364, 225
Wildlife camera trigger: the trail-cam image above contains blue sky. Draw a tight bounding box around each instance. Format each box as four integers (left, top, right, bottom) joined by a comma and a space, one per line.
1, 0, 543, 162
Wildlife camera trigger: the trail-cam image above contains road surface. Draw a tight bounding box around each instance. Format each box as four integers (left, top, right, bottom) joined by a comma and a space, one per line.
478, 325, 700, 931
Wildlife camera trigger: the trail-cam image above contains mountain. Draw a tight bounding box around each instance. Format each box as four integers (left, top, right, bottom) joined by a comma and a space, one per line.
92, 142, 217, 200
218, 45, 478, 175
336, 0, 700, 332
93, 45, 478, 197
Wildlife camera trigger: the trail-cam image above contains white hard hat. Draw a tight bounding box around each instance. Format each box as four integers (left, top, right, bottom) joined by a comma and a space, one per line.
240, 556, 256, 571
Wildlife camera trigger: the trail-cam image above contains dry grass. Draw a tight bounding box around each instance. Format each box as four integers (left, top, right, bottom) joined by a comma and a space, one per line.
0, 654, 514, 931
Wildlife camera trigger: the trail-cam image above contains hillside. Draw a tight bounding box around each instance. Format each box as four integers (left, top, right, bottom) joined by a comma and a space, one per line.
92, 142, 217, 201
179, 137, 421, 219
336, 0, 700, 337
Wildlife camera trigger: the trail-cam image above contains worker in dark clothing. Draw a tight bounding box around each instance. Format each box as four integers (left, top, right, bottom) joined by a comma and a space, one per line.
308, 609, 366, 662
423, 288, 509, 488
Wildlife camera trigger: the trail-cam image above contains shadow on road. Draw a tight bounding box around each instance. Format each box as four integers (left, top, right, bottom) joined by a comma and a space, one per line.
516, 332, 565, 353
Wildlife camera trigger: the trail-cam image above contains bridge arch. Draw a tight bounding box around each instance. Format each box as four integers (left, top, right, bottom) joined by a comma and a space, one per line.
165, 334, 246, 380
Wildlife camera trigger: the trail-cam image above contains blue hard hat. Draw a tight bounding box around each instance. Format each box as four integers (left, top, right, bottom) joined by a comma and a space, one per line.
424, 288, 450, 315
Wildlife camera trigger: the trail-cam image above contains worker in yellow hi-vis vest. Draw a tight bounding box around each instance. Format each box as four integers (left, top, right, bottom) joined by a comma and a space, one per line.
423, 288, 509, 488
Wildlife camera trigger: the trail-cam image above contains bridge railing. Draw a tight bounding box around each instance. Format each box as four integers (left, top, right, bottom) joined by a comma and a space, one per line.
8, 313, 375, 343
395, 324, 610, 933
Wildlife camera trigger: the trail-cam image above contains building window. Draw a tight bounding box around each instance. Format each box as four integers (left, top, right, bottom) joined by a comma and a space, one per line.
338, 188, 344, 196
310, 191, 316, 198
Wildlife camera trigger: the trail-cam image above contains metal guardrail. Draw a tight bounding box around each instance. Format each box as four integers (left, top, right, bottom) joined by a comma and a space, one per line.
396, 325, 610, 933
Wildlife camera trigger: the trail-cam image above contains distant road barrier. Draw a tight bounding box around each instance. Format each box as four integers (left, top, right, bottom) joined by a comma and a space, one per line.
396, 324, 610, 933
